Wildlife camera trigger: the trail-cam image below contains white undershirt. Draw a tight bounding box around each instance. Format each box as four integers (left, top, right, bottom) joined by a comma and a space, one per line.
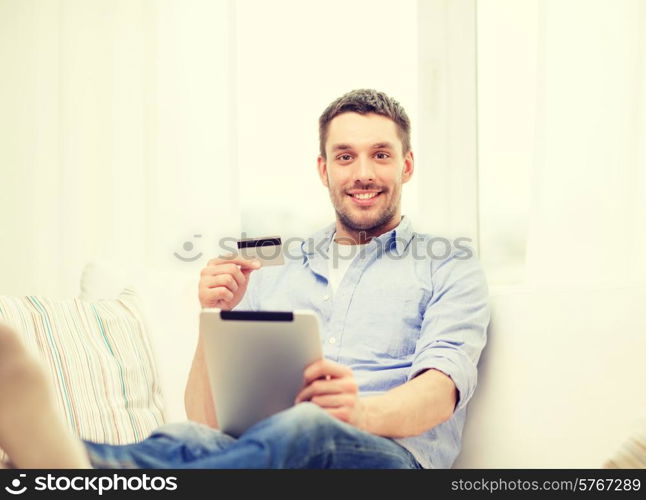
327, 232, 365, 296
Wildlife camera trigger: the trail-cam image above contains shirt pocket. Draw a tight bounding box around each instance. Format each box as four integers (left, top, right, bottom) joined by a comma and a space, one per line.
344, 291, 423, 361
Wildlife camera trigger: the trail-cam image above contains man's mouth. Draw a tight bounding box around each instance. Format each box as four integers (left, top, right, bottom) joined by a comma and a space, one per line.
347, 191, 382, 206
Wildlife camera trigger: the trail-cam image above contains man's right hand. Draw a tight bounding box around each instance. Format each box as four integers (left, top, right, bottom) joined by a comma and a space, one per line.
198, 256, 262, 310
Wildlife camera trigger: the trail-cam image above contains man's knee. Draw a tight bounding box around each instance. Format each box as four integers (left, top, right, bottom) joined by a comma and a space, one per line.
0, 323, 43, 384
0, 322, 23, 353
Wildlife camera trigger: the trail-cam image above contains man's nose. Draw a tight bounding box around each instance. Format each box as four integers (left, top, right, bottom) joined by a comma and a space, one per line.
353, 155, 376, 183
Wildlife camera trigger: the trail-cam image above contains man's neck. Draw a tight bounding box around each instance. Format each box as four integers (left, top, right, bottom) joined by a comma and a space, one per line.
334, 214, 403, 245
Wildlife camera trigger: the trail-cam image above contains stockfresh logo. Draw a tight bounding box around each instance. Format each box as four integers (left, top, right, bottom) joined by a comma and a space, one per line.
4, 474, 27, 495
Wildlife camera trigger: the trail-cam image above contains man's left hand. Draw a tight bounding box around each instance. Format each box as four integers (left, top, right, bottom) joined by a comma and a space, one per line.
294, 359, 366, 429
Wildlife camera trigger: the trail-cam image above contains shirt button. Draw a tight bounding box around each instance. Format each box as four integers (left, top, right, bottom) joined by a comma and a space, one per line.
328, 337, 336, 344
323, 294, 330, 301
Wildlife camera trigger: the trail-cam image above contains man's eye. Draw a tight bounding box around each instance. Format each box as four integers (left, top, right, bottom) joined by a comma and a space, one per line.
337, 154, 353, 161
375, 152, 390, 159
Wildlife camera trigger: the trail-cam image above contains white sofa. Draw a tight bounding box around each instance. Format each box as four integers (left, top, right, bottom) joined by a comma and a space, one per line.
455, 283, 646, 468
80, 261, 646, 467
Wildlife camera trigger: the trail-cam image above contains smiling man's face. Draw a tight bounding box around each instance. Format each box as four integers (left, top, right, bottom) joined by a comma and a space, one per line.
317, 112, 414, 242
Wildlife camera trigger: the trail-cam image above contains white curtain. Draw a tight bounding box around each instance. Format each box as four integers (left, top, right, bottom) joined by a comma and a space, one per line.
6, 0, 639, 297
525, 0, 646, 286
0, 0, 239, 297
478, 0, 646, 287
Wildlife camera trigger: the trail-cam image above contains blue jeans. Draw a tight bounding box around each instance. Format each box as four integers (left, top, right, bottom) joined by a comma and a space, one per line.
85, 403, 421, 469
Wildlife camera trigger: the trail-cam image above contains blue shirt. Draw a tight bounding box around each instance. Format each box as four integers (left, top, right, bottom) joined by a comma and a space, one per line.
235, 216, 490, 468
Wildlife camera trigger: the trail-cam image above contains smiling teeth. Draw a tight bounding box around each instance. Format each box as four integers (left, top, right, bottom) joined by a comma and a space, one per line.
352, 193, 378, 200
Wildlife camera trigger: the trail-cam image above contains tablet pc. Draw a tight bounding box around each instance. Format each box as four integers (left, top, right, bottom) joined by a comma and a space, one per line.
199, 309, 323, 437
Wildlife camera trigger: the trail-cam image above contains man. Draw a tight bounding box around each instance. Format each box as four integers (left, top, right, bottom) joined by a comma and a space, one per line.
0, 89, 489, 469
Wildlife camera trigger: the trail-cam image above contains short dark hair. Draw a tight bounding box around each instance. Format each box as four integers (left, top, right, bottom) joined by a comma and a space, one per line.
318, 89, 411, 159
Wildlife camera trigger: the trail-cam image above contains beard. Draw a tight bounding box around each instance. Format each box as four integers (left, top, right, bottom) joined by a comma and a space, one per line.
329, 183, 402, 235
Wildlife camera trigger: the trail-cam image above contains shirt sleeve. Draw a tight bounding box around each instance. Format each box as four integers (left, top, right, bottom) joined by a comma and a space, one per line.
408, 247, 490, 412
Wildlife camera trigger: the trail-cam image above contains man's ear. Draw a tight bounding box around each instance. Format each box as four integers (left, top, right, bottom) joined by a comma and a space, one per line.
317, 155, 329, 188
401, 151, 414, 184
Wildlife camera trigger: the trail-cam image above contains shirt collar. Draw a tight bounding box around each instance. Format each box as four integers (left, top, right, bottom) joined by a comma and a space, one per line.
373, 214, 414, 256
301, 215, 414, 260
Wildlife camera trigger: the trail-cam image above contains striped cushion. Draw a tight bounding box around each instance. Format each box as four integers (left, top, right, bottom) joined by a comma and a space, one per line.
604, 420, 646, 469
0, 289, 165, 460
